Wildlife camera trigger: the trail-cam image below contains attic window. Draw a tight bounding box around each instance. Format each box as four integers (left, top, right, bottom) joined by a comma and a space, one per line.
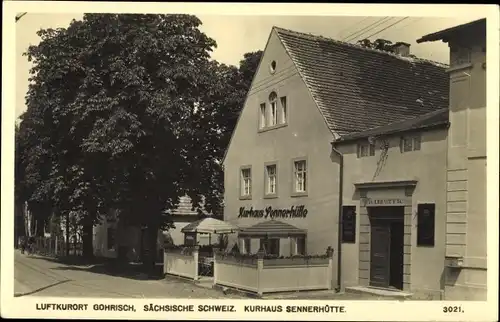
270, 60, 277, 74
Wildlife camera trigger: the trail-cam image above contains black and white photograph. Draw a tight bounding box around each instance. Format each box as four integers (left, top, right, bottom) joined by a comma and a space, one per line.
2, 2, 498, 321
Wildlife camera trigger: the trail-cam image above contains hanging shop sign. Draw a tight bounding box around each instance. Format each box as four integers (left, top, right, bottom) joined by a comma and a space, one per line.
238, 206, 308, 219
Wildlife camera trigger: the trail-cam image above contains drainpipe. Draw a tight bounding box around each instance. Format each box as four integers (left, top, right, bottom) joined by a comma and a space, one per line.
331, 142, 344, 293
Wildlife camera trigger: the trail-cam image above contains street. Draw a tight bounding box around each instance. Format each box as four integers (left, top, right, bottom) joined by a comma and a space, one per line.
14, 251, 385, 300
14, 251, 245, 299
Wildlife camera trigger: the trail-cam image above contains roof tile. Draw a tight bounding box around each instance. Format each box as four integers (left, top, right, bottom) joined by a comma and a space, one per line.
274, 27, 450, 135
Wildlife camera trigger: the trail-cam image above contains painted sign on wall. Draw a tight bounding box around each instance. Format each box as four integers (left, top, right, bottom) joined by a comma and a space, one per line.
361, 198, 406, 207
238, 206, 308, 219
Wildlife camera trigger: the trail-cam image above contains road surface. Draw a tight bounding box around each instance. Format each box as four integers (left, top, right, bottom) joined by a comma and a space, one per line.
14, 251, 381, 300
14, 251, 244, 299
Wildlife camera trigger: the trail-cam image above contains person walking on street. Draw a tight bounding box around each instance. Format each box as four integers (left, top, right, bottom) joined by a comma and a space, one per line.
20, 236, 26, 254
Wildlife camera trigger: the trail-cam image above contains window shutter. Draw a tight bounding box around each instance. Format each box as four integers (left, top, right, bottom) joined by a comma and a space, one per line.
341, 206, 356, 243
417, 203, 435, 246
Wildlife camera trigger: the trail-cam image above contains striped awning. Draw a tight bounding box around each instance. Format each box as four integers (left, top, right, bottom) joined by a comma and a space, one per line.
238, 220, 307, 238
181, 217, 239, 234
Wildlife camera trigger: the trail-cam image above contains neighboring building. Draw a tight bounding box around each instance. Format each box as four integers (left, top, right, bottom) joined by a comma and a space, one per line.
417, 18, 487, 300
332, 108, 449, 299
223, 27, 449, 293
93, 195, 215, 261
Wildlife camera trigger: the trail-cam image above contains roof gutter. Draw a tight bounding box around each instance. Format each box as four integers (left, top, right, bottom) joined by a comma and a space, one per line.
330, 142, 343, 293
334, 122, 450, 145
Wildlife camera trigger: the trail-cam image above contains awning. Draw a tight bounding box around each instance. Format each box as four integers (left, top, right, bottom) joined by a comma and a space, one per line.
181, 217, 239, 234
238, 220, 306, 238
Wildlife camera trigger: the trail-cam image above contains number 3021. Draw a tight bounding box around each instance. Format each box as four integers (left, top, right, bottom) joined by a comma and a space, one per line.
443, 306, 463, 313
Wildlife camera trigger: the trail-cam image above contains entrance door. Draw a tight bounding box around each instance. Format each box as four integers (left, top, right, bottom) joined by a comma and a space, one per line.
389, 221, 404, 290
370, 224, 391, 288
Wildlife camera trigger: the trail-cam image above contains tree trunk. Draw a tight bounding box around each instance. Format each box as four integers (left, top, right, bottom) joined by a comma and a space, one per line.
73, 224, 77, 256
144, 224, 159, 275
82, 222, 94, 260
65, 212, 70, 256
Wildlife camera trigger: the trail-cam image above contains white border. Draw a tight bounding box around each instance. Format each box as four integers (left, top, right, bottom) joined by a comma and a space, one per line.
2, 2, 499, 321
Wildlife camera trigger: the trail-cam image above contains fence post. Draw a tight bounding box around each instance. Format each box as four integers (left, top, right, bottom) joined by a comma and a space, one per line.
212, 249, 218, 287
327, 246, 334, 290
55, 236, 58, 255
257, 250, 264, 296
193, 245, 200, 281
163, 248, 167, 276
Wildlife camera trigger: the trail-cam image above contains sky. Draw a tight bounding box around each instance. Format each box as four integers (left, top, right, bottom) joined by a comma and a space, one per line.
15, 13, 485, 120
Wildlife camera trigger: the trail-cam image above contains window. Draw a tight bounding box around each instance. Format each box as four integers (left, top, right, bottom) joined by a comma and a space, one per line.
259, 103, 266, 129
413, 135, 421, 151
265, 164, 277, 196
260, 238, 280, 256
184, 233, 196, 246
270, 60, 277, 74
293, 160, 307, 194
294, 237, 306, 255
107, 227, 116, 250
417, 203, 435, 247
240, 167, 252, 198
259, 92, 287, 131
241, 238, 251, 254
400, 135, 421, 153
450, 47, 471, 66
357, 142, 375, 158
280, 96, 287, 124
269, 92, 278, 126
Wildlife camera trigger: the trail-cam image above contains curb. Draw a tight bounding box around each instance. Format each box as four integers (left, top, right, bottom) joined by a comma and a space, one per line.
212, 284, 262, 299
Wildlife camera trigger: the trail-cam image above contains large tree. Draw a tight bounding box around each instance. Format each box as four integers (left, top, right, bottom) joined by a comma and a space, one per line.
18, 13, 263, 267
21, 13, 221, 268
186, 50, 263, 217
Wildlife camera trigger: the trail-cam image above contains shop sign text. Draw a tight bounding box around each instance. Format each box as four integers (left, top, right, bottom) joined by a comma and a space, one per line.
238, 206, 308, 219
362, 198, 405, 206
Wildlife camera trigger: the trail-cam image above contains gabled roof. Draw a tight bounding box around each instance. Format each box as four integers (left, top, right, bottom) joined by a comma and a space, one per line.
417, 18, 486, 44
274, 27, 450, 136
239, 220, 306, 237
333, 108, 449, 143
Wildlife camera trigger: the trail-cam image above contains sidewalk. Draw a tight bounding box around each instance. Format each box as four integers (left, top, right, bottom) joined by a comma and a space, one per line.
14, 279, 32, 297
31, 253, 164, 280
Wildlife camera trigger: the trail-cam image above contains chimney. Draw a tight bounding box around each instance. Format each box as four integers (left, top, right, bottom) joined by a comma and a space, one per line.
392, 42, 411, 57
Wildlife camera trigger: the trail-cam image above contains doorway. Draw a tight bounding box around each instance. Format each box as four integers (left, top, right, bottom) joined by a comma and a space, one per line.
369, 206, 404, 290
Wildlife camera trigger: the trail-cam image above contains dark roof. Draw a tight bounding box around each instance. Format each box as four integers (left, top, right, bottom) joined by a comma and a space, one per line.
417, 18, 486, 44
333, 108, 449, 143
274, 27, 450, 136
167, 196, 209, 216
239, 220, 306, 237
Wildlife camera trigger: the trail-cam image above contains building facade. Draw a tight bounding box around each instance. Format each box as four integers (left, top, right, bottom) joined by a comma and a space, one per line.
223, 27, 449, 295
333, 109, 449, 299
93, 196, 215, 261
418, 18, 487, 300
